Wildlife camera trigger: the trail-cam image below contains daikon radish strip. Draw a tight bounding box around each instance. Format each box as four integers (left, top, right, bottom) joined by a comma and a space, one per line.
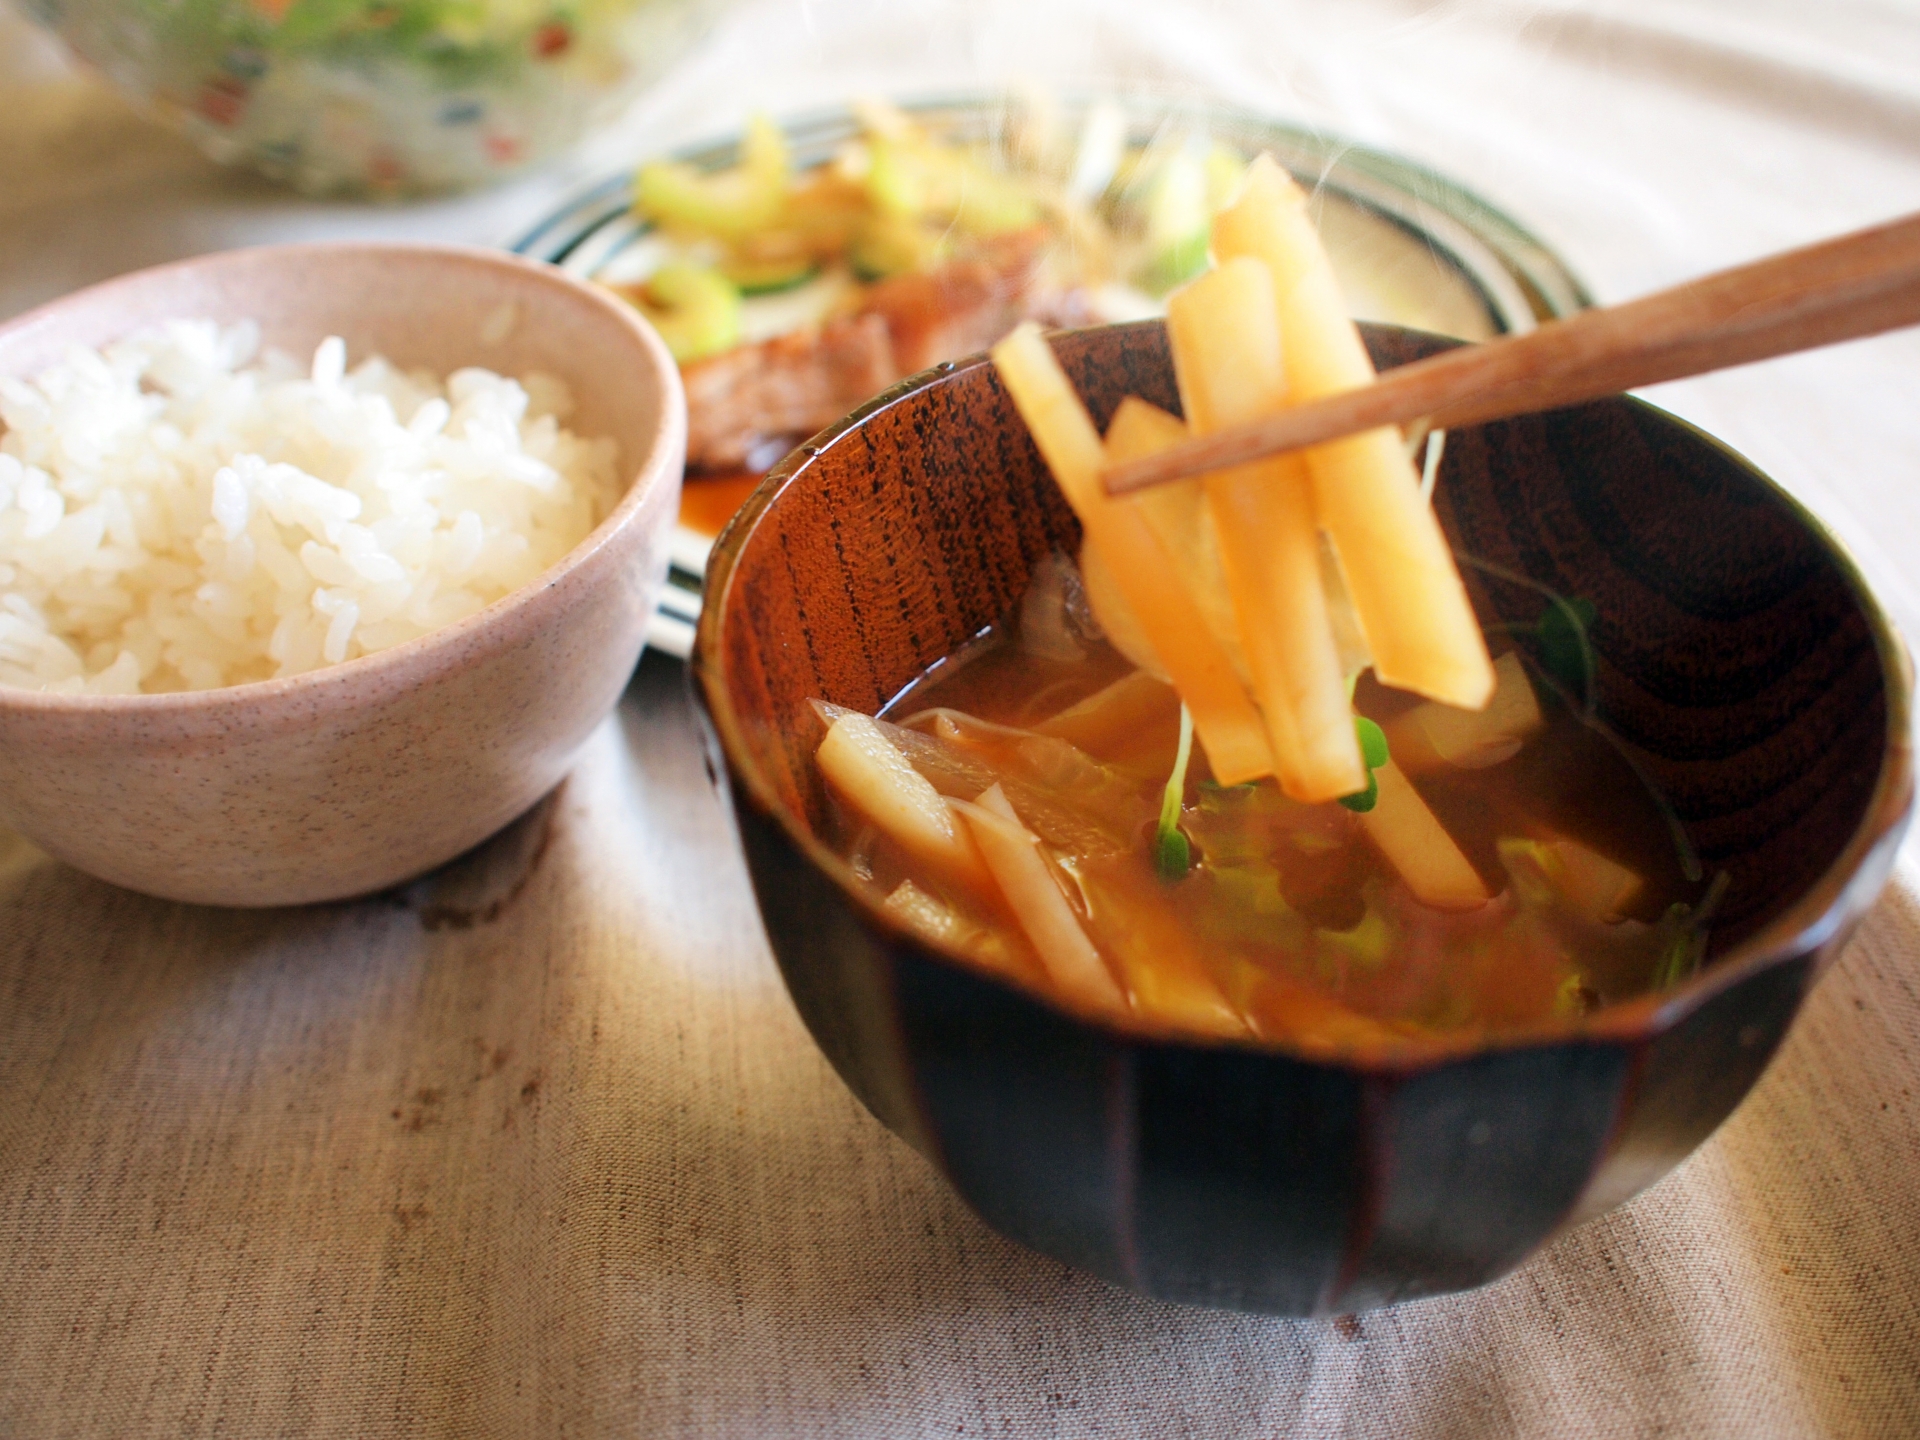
1034, 667, 1181, 756
884, 879, 967, 945
1387, 652, 1543, 775
1165, 259, 1365, 803
1211, 156, 1494, 711
1418, 428, 1447, 504
1358, 759, 1491, 911
883, 880, 1041, 987
817, 711, 991, 894
924, 711, 1145, 846
1077, 537, 1166, 681
991, 324, 1274, 783
1101, 398, 1251, 688
957, 784, 1127, 1013
1547, 837, 1643, 921
812, 700, 1125, 858
1381, 715, 1451, 779
1416, 651, 1540, 765
1498, 836, 1644, 924
1103, 391, 1188, 452
1320, 532, 1373, 677
1075, 858, 1253, 1040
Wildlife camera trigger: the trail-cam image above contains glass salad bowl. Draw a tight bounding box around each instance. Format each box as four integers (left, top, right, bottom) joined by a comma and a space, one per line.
14, 0, 720, 195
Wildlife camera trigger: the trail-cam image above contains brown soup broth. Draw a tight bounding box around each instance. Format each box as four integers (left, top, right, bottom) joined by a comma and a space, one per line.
831, 588, 1710, 1046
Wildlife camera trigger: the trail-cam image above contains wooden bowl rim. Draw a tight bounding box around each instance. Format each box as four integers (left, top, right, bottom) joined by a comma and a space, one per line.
694, 320, 1914, 1072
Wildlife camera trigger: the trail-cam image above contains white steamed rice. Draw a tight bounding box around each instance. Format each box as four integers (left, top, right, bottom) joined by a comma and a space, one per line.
0, 319, 619, 694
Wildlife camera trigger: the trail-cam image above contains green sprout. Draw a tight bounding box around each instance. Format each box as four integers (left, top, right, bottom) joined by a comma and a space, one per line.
1337, 716, 1391, 813
1154, 704, 1196, 879
1455, 557, 1600, 715
1537, 595, 1599, 701
1652, 871, 1731, 989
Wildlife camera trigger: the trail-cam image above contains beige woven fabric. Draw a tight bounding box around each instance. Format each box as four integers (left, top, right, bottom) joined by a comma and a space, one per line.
3, 659, 1918, 1439
4, 1, 1920, 1434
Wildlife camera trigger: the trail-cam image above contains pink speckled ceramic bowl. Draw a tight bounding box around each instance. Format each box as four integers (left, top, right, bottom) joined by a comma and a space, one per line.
0, 243, 685, 906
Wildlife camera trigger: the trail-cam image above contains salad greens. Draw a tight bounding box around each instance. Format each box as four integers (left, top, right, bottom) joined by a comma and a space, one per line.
151, 0, 623, 74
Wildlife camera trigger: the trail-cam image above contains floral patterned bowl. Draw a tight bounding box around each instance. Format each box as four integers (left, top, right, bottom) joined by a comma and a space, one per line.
16, 0, 720, 195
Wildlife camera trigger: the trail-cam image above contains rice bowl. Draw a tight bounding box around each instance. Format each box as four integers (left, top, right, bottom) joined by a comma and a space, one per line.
0, 243, 684, 906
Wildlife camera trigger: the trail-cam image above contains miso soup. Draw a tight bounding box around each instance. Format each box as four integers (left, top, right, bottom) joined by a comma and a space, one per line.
813, 558, 1718, 1050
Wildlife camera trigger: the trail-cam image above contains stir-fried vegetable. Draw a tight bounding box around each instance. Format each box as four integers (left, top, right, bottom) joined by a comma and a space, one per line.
635, 115, 792, 241
627, 263, 743, 363
617, 102, 1271, 405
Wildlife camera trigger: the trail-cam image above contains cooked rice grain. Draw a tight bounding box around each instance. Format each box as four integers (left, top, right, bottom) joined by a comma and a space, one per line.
0, 320, 619, 693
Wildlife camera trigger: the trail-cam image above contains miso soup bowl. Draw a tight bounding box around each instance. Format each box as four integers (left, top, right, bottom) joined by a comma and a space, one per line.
691, 320, 1912, 1315
0, 244, 684, 907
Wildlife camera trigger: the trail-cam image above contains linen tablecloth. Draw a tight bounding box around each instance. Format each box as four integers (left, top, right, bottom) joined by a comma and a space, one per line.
3, 3, 1919, 1435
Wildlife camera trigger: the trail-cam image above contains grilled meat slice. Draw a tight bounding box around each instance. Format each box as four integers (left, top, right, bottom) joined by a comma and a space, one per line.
681, 312, 895, 473
674, 228, 1091, 473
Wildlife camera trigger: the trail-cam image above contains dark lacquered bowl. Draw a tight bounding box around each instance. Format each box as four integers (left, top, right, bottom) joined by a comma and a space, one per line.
690, 321, 1913, 1315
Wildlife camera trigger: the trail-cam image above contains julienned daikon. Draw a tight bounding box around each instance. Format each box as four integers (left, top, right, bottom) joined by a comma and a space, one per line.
1164, 258, 1363, 804
989, 324, 1276, 786
1212, 154, 1495, 713
816, 709, 992, 895
979, 150, 1517, 906
956, 784, 1127, 1015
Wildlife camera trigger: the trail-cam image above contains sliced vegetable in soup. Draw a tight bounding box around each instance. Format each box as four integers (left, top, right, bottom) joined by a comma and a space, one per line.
808, 152, 1722, 1049
815, 574, 1715, 1048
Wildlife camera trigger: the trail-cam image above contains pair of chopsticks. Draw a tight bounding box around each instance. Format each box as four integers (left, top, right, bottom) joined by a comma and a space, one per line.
1103, 212, 1920, 497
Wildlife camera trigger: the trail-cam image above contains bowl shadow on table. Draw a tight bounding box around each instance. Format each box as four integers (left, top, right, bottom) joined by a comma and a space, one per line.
0, 771, 567, 968
0, 830, 347, 1044
3, 694, 1244, 1437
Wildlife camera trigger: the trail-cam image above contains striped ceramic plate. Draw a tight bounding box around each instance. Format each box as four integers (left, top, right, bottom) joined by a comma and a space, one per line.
512, 95, 1589, 659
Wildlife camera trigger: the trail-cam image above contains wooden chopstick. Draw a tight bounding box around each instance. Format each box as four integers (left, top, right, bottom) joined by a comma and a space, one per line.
1102, 211, 1920, 497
